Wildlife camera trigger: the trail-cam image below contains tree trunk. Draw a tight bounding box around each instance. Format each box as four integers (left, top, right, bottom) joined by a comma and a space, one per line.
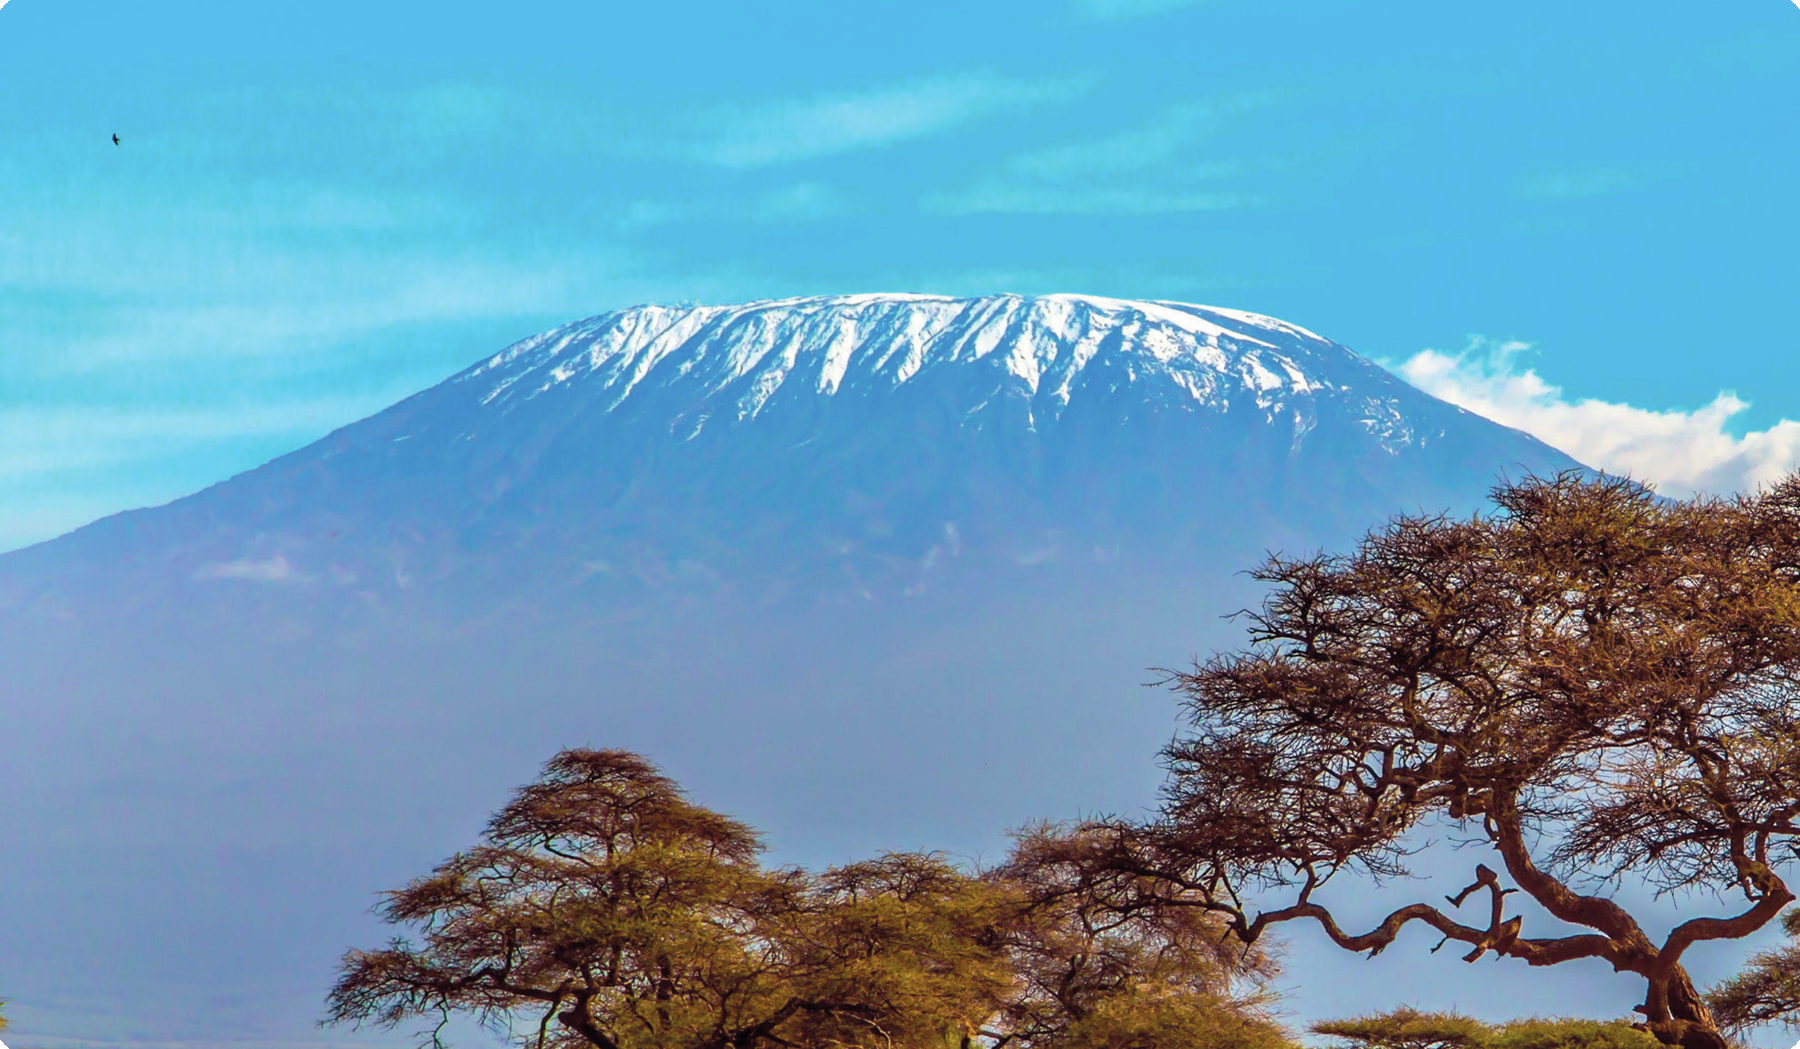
1643, 967, 1728, 1049
558, 1000, 625, 1049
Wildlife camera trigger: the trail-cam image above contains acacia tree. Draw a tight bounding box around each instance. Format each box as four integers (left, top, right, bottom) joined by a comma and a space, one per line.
785, 853, 1013, 1048
1708, 906, 1800, 1030
1311, 1008, 1491, 1049
1312, 1010, 1658, 1049
326, 748, 1301, 1049
326, 749, 1010, 1049
985, 824, 1288, 1049
1088, 474, 1800, 1049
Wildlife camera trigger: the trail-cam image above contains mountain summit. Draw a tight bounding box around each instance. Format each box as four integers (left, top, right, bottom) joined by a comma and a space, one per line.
0, 293, 1577, 617
464, 293, 1403, 435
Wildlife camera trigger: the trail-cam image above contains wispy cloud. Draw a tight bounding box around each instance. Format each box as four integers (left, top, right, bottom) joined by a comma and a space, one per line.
1394, 339, 1800, 496
1071, 0, 1211, 19
928, 185, 1252, 216
26, 259, 601, 374
1517, 169, 1637, 200
0, 395, 420, 552
0, 396, 412, 482
692, 74, 1092, 168
194, 554, 303, 583
924, 96, 1270, 216
616, 182, 851, 231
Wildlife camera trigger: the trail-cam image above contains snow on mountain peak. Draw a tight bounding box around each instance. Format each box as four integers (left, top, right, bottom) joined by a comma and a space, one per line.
452, 293, 1375, 440
0, 290, 1582, 617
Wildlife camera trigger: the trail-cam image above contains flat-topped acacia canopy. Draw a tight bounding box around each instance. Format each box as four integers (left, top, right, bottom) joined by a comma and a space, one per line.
1085, 473, 1800, 1049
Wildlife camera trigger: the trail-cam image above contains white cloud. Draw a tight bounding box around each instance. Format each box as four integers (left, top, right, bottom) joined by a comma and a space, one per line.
923, 97, 1269, 216
695, 74, 1090, 168
34, 261, 596, 374
1394, 339, 1800, 496
194, 554, 303, 583
615, 182, 849, 231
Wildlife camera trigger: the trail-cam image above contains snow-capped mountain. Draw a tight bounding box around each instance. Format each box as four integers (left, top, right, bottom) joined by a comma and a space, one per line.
0, 294, 1588, 1046
464, 293, 1399, 438
0, 293, 1577, 617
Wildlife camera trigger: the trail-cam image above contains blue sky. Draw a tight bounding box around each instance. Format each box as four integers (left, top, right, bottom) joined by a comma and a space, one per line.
2, 0, 1799, 549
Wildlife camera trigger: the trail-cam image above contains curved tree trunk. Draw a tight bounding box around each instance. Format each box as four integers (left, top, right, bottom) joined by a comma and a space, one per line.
1645, 967, 1728, 1049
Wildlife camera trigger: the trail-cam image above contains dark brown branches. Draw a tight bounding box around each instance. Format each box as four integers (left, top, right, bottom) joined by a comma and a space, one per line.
989, 823, 1290, 1049
325, 749, 1013, 1049
1123, 473, 1800, 1049
325, 750, 1297, 1049
1708, 907, 1800, 1032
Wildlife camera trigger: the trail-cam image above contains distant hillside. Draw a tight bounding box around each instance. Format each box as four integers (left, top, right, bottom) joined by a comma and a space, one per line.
0, 293, 1576, 623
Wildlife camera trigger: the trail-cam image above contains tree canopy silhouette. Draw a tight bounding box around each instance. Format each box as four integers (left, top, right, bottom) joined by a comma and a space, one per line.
1083, 473, 1800, 1049
991, 822, 1288, 1049
1707, 905, 1800, 1030
325, 749, 1010, 1049
325, 749, 1286, 1049
1311, 1009, 1659, 1049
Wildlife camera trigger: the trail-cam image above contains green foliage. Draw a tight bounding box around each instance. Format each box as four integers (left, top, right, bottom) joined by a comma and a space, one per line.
1708, 906, 1800, 1031
1313, 1008, 1489, 1049
990, 822, 1292, 1049
1055, 985, 1295, 1049
326, 750, 1298, 1049
1138, 473, 1800, 1049
783, 853, 1015, 1048
1489, 1018, 1662, 1049
326, 750, 1014, 1049
1313, 1010, 1660, 1049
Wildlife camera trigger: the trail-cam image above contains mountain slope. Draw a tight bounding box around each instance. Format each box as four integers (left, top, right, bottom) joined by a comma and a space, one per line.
0, 293, 1577, 618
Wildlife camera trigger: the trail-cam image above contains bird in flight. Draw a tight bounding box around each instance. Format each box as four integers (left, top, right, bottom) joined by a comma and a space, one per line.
112, 133, 121, 147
